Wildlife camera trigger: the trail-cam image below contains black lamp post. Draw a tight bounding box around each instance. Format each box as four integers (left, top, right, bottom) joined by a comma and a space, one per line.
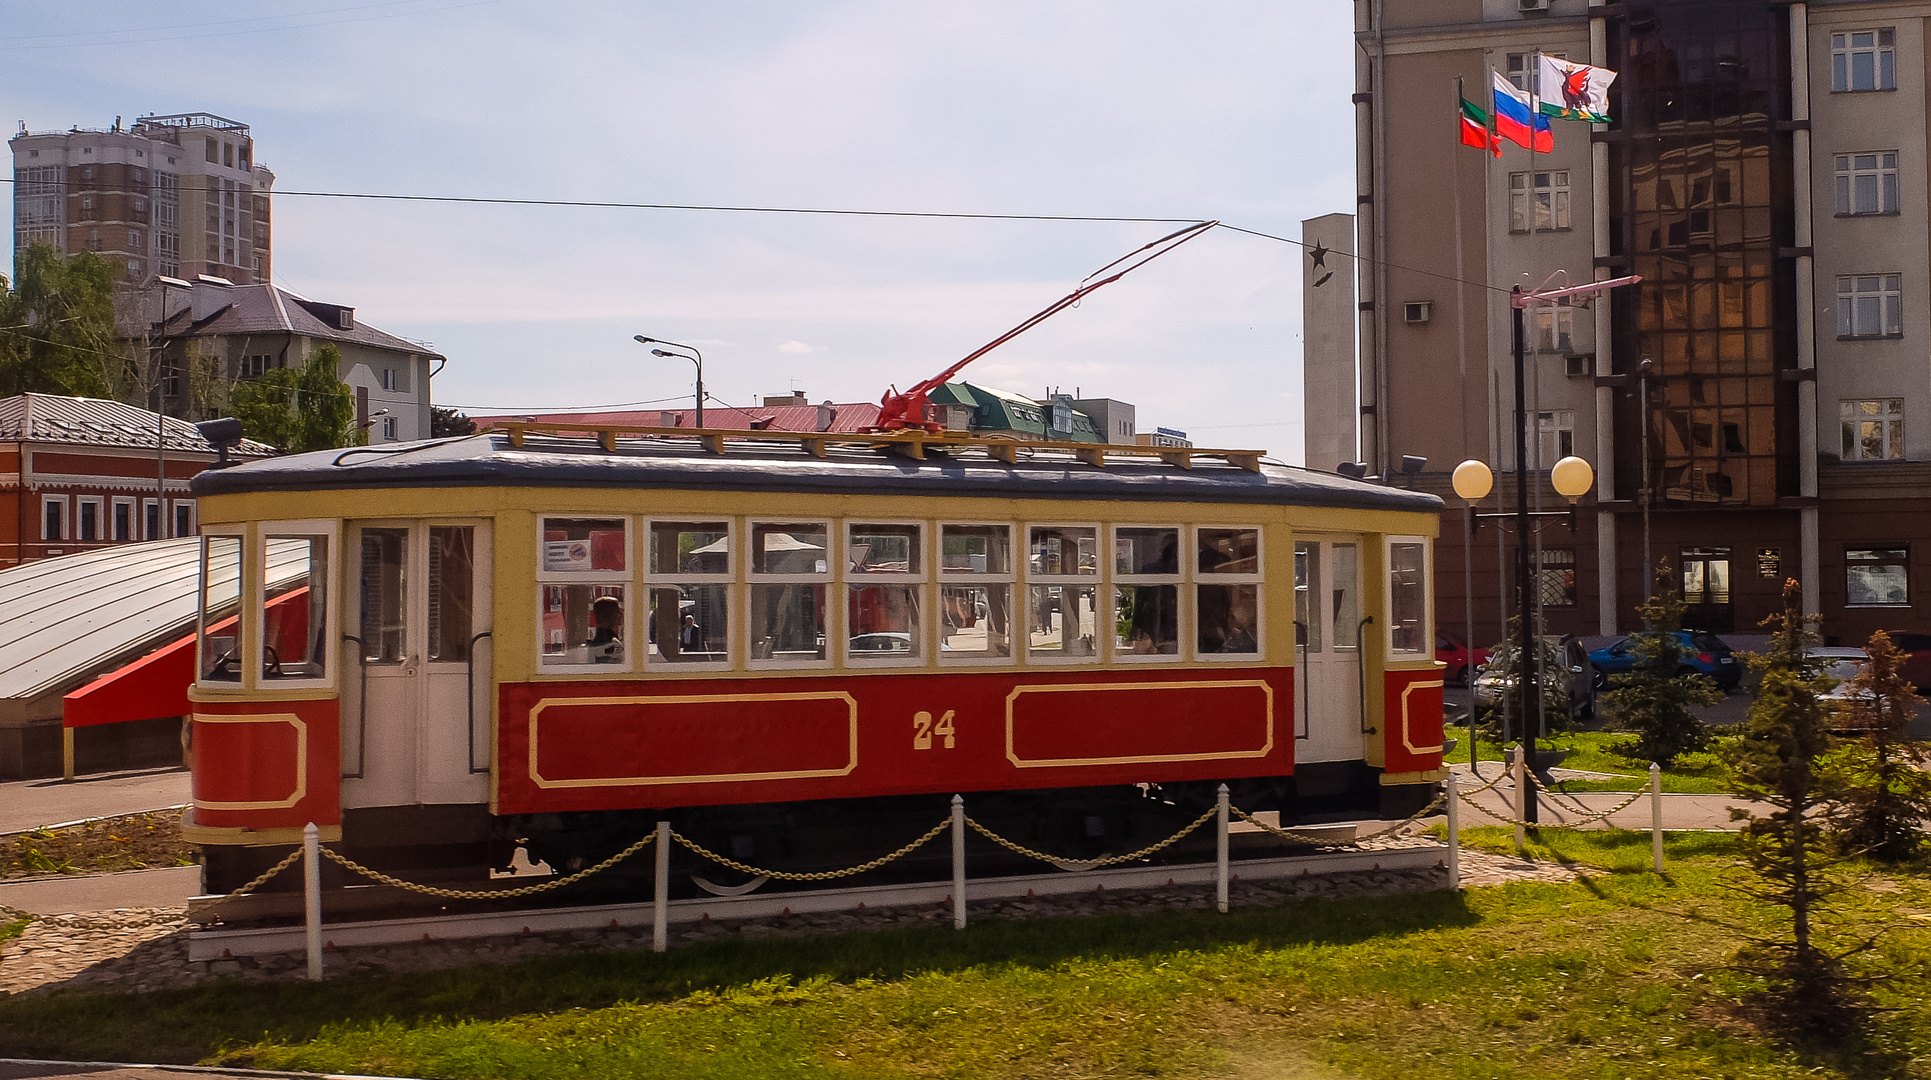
634, 335, 704, 430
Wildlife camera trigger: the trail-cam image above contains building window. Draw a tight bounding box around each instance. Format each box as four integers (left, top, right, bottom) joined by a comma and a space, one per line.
1536, 410, 1576, 465
1510, 170, 1570, 231
1838, 274, 1903, 337
1536, 548, 1577, 607
205, 139, 218, 163
134, 195, 147, 212
380, 367, 396, 391
1832, 29, 1896, 92
144, 500, 160, 541
41, 496, 66, 541
80, 193, 94, 211
1846, 547, 1909, 606
382, 416, 398, 440
174, 501, 194, 538
242, 354, 272, 378
1533, 300, 1575, 352
129, 229, 142, 246
1835, 152, 1899, 215
1505, 52, 1563, 93
112, 498, 134, 541
1841, 398, 1904, 460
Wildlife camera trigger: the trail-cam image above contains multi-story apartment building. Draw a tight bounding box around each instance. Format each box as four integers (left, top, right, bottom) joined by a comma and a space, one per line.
11, 113, 273, 286
1311, 0, 1931, 647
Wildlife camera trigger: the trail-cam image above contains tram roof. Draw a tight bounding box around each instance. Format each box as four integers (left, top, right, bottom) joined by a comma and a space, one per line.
190, 429, 1443, 513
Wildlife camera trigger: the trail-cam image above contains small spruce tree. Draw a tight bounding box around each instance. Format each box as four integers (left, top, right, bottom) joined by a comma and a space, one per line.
1823, 630, 1931, 863
1721, 579, 1865, 1042
1602, 566, 1724, 766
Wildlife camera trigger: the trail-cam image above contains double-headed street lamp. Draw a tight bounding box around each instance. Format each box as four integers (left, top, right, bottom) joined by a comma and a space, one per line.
634, 335, 704, 430
1453, 273, 1641, 823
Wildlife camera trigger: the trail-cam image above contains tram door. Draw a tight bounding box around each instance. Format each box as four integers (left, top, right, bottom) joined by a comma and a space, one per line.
343, 521, 493, 808
1294, 537, 1364, 764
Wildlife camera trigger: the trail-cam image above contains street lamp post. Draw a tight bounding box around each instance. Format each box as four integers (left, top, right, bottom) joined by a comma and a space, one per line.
634, 336, 704, 430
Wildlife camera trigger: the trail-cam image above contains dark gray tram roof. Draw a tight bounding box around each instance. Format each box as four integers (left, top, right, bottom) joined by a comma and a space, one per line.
192, 431, 1443, 513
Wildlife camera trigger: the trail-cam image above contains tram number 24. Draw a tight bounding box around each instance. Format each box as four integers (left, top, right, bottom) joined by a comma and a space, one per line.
912, 710, 957, 751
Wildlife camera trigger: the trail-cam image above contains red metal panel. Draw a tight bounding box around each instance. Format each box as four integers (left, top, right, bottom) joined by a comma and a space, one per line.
190, 696, 340, 829
496, 666, 1294, 814
1382, 669, 1445, 775
63, 631, 195, 727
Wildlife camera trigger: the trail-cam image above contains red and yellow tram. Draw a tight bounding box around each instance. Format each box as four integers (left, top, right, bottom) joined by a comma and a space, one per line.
183, 425, 1447, 896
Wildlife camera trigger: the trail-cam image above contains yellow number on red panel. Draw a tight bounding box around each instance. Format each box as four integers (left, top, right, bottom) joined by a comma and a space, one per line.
934, 709, 956, 749
913, 711, 934, 751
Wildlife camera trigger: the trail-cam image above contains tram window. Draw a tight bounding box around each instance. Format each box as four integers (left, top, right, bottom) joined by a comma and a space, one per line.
1029, 525, 1097, 576
1331, 543, 1361, 651
359, 528, 408, 664
263, 535, 328, 679
1115, 527, 1179, 576
941, 523, 1011, 574
428, 526, 475, 663
1026, 585, 1097, 657
198, 534, 243, 682
849, 523, 920, 574
541, 518, 626, 573
1388, 540, 1429, 656
1198, 528, 1260, 574
847, 523, 922, 663
1294, 543, 1321, 650
751, 584, 827, 661
1114, 526, 1181, 658
1199, 584, 1260, 655
649, 521, 729, 575
753, 522, 829, 575
940, 584, 1011, 658
649, 584, 728, 663
542, 585, 626, 666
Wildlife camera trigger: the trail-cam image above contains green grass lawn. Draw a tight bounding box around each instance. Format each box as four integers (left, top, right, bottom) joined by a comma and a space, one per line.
1444, 729, 1733, 793
3, 831, 1928, 1079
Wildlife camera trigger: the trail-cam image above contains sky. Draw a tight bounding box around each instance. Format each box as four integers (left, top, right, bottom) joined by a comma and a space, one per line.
4, 1, 1359, 460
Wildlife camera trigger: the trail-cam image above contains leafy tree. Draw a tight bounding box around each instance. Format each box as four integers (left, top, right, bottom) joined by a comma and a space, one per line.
1721, 580, 1866, 1042
1822, 630, 1931, 863
231, 344, 360, 454
431, 405, 476, 437
1602, 567, 1724, 766
0, 244, 122, 399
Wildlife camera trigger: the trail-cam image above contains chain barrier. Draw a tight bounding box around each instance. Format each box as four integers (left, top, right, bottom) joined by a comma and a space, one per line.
1453, 777, 1649, 831
319, 831, 658, 900
1229, 791, 1446, 846
201, 847, 306, 904
1528, 775, 1649, 821
965, 805, 1218, 868
672, 818, 952, 882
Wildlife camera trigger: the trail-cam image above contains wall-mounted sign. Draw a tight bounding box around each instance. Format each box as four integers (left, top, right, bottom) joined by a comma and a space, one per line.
1758, 547, 1781, 579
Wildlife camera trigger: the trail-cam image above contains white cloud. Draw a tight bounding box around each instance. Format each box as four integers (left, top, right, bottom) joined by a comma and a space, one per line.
777, 340, 819, 354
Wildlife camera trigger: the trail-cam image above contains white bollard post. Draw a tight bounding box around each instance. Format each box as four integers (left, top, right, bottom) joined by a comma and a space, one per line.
1650, 763, 1664, 873
1513, 744, 1527, 856
653, 821, 670, 952
1215, 784, 1230, 914
951, 795, 967, 929
1445, 771, 1461, 890
303, 822, 323, 981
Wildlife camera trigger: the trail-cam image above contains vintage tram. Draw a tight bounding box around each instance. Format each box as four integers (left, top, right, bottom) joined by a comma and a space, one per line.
183, 424, 1447, 897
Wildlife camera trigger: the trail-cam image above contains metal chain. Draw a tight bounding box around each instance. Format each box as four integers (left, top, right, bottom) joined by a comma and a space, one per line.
321, 831, 657, 899
202, 847, 305, 903
1456, 766, 1510, 796
1229, 792, 1446, 846
1453, 783, 1646, 830
1530, 779, 1649, 820
964, 805, 1217, 869
672, 818, 952, 882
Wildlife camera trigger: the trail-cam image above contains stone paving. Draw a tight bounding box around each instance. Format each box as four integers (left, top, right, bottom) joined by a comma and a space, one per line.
0, 843, 1580, 998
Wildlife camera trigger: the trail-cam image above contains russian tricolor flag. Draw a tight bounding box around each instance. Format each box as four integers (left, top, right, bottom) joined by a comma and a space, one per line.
1492, 70, 1554, 152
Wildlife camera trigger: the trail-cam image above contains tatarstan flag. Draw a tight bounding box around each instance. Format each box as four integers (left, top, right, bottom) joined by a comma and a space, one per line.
1458, 85, 1501, 156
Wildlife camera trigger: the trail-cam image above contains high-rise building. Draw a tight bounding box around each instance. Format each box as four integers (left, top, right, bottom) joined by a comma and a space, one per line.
1312, 0, 1931, 647
11, 112, 273, 286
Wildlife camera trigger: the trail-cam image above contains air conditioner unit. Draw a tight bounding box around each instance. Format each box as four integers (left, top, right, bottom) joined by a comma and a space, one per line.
1566, 354, 1594, 377
1518, 0, 1550, 11
1403, 301, 1432, 324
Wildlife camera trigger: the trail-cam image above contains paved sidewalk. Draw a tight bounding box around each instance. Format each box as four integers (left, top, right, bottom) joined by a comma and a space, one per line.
1444, 761, 1752, 831
0, 768, 190, 835
0, 866, 201, 916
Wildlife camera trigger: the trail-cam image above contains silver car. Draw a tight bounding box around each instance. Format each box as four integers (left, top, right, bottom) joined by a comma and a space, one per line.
1471, 634, 1597, 724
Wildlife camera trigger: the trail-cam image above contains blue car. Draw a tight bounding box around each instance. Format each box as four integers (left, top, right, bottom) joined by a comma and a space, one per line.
1588, 630, 1741, 692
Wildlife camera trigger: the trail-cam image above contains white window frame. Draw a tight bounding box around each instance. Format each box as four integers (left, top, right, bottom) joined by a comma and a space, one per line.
40, 495, 67, 541
75, 496, 104, 542
1536, 410, 1577, 467
1022, 522, 1104, 665
746, 518, 835, 671
535, 515, 635, 675
1532, 301, 1576, 354
1832, 29, 1896, 92
1837, 274, 1903, 338
382, 416, 398, 441
143, 498, 161, 540
641, 517, 735, 673
937, 522, 1018, 668
197, 529, 248, 690
173, 499, 196, 538
1385, 535, 1433, 659
1845, 546, 1910, 607
842, 519, 930, 668
111, 496, 136, 542
1111, 523, 1187, 664
1194, 525, 1266, 663
1841, 398, 1904, 461
1509, 170, 1571, 232
1835, 151, 1899, 215
257, 520, 340, 691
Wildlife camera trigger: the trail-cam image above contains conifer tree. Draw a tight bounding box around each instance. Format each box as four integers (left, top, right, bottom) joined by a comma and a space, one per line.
1602, 567, 1724, 766
1721, 580, 1864, 1041
1824, 630, 1931, 863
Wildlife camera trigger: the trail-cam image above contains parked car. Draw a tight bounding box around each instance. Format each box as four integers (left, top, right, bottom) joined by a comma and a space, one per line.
1808, 646, 1871, 703
1588, 630, 1741, 692
1436, 632, 1491, 686
1880, 632, 1931, 691
1471, 634, 1596, 724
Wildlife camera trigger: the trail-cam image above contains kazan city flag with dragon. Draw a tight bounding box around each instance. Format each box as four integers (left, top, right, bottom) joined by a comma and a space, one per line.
1536, 55, 1616, 123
